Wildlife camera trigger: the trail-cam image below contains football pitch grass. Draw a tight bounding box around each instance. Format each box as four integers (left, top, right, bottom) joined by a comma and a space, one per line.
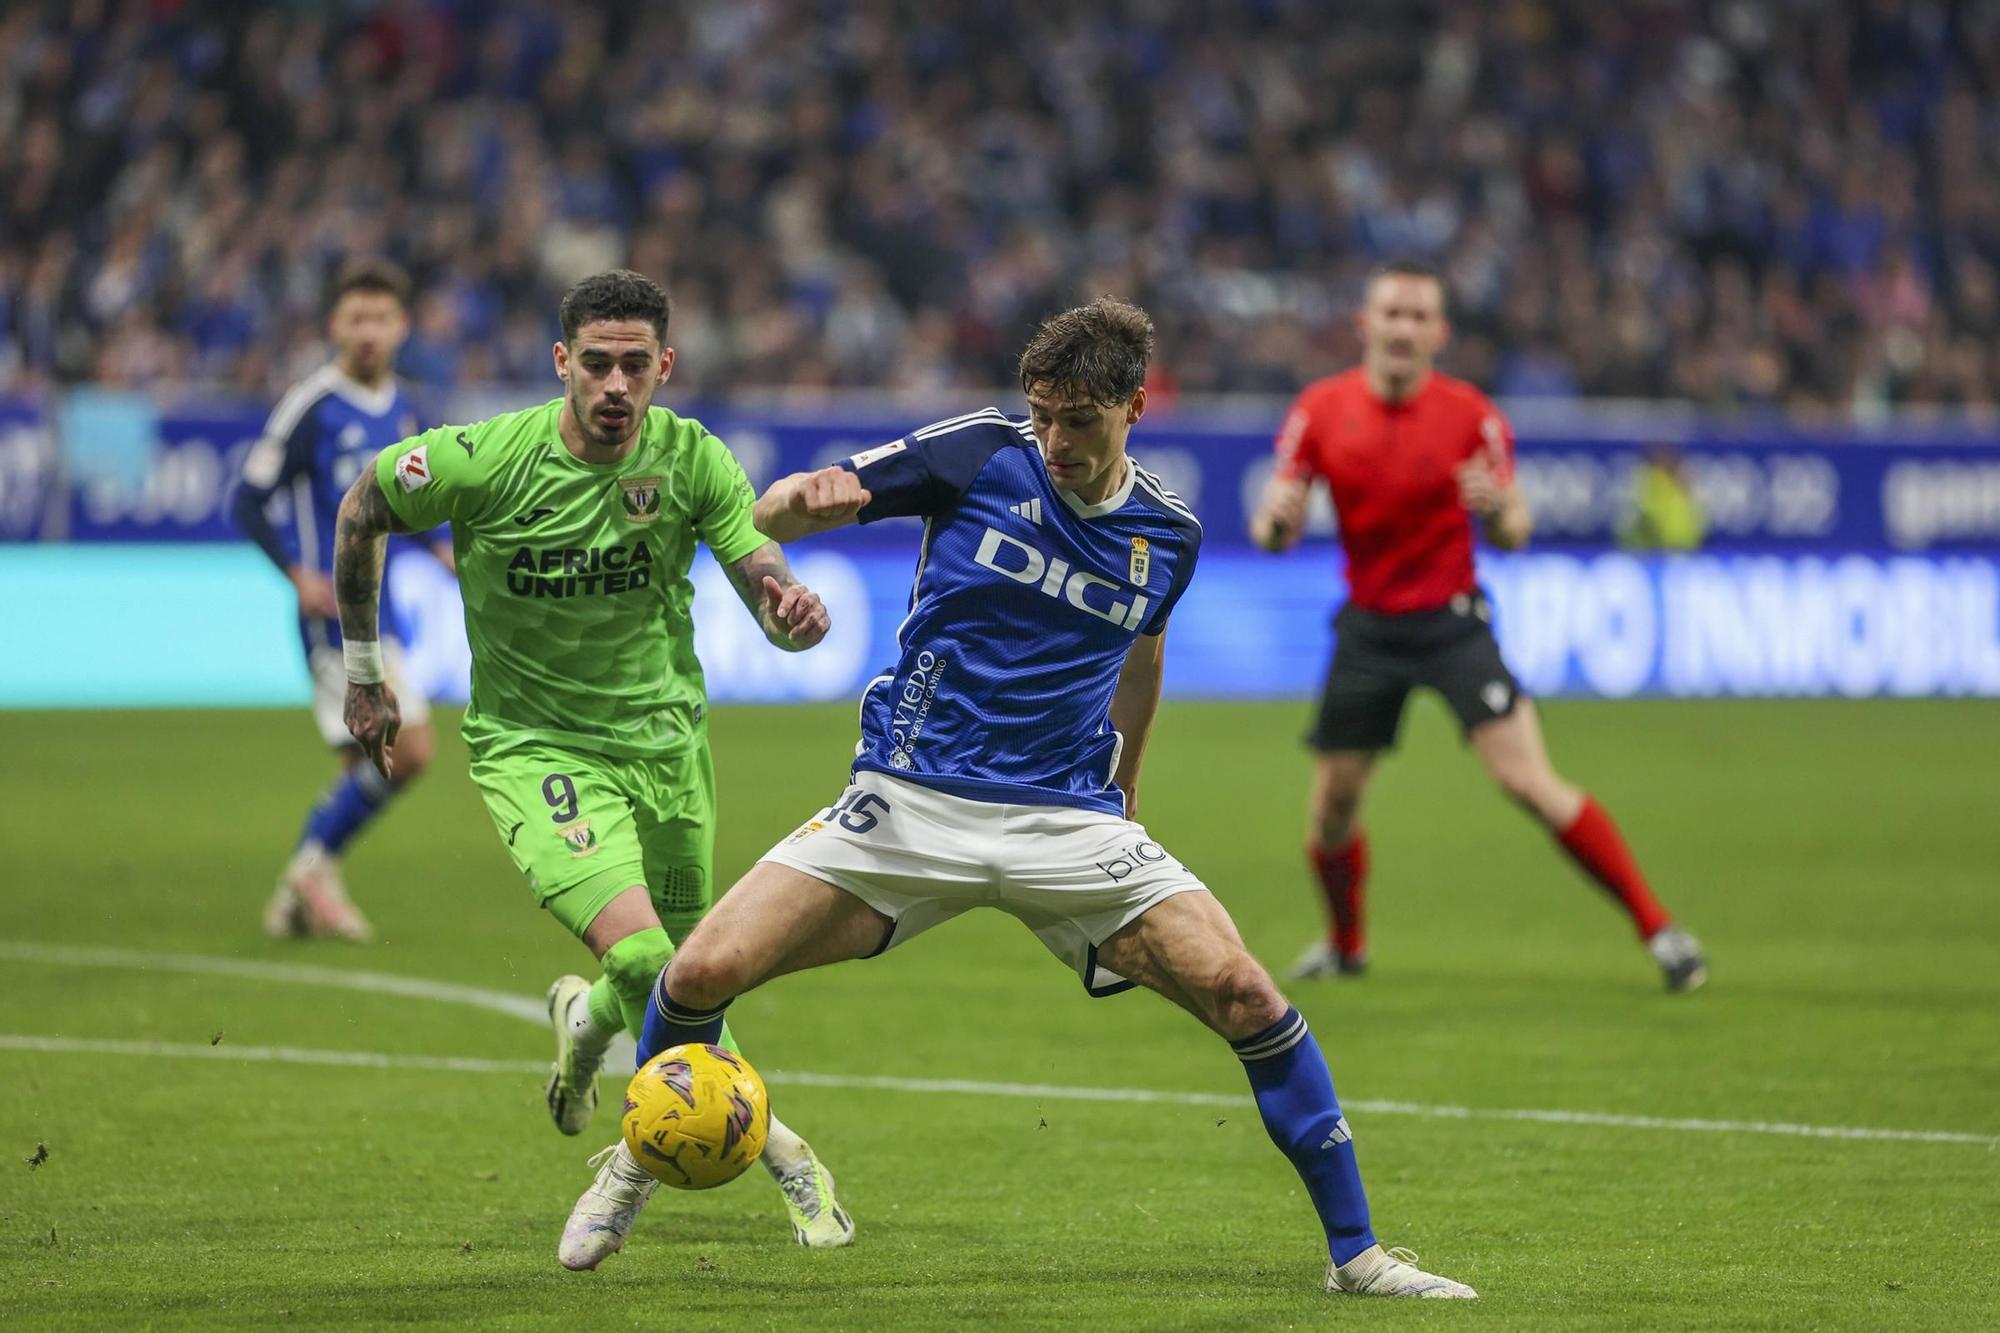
1, 698, 1995, 1329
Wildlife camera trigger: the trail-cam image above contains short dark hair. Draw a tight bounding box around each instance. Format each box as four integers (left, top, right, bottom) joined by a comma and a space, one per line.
329, 258, 411, 311
1017, 296, 1155, 406
1366, 258, 1447, 303
560, 269, 672, 344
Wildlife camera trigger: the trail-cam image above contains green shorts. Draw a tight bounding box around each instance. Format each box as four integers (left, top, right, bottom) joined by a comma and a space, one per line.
468, 739, 717, 941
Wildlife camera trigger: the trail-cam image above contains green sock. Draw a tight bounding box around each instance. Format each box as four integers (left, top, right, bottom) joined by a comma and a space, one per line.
597, 927, 674, 1038
596, 925, 741, 1055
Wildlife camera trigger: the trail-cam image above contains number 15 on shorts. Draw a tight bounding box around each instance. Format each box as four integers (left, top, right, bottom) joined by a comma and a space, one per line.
781, 786, 890, 847
830, 787, 889, 834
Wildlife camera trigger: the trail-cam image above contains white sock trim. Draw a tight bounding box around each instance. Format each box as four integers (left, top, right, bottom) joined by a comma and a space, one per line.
760, 1114, 811, 1177
565, 988, 617, 1058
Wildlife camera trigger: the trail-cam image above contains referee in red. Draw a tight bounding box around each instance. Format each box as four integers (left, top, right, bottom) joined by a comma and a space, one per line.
1251, 260, 1707, 993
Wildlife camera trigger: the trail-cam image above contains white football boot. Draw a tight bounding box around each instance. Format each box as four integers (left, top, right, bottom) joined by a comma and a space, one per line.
285, 844, 374, 942
261, 881, 306, 939
1326, 1245, 1478, 1299
762, 1117, 856, 1248
557, 1121, 855, 1268
544, 975, 604, 1136
1286, 940, 1368, 980
1647, 924, 1708, 993
558, 1141, 658, 1271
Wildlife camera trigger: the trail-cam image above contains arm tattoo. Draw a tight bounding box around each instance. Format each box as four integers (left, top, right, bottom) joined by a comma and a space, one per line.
333, 473, 410, 645
725, 540, 795, 605
724, 540, 797, 639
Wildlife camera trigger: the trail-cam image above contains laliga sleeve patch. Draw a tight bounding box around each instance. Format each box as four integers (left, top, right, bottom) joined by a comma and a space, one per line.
394, 444, 433, 493
847, 440, 908, 470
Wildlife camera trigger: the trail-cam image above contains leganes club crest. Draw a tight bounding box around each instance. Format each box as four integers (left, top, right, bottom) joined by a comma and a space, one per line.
558, 819, 598, 857
619, 476, 663, 523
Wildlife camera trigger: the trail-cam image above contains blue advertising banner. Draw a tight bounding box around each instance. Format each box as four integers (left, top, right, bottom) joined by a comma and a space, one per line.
13, 391, 2000, 553
8, 391, 1999, 703
63, 395, 267, 543
694, 405, 2000, 554
7, 545, 1996, 707
0, 394, 58, 542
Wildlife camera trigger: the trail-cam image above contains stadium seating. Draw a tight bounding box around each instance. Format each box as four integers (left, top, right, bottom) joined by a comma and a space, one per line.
3, 2, 1996, 411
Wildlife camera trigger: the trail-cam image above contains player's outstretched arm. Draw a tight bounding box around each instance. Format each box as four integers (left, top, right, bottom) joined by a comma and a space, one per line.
332, 470, 413, 777
724, 541, 831, 652
753, 466, 872, 543
1250, 475, 1310, 552
1108, 627, 1168, 820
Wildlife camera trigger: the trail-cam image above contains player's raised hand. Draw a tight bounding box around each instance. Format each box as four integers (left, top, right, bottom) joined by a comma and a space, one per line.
1456, 454, 1506, 516
761, 575, 831, 650
1251, 475, 1310, 550
791, 466, 872, 522
343, 681, 403, 779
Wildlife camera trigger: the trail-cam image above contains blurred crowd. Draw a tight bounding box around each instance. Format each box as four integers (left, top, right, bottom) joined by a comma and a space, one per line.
4, 0, 1999, 414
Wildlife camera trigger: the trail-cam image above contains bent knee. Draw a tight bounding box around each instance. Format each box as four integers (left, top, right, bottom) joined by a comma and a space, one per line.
662, 944, 747, 1010
1309, 774, 1368, 845
1490, 764, 1574, 824
388, 732, 434, 782
1488, 761, 1545, 810
1209, 958, 1288, 1037
599, 927, 673, 1001
1311, 806, 1359, 849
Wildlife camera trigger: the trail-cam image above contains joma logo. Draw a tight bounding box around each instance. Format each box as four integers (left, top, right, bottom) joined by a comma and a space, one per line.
972, 528, 1150, 630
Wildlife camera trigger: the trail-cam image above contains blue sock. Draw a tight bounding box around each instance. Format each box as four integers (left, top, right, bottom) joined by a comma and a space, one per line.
1233, 1007, 1377, 1266
300, 765, 396, 856
637, 971, 730, 1068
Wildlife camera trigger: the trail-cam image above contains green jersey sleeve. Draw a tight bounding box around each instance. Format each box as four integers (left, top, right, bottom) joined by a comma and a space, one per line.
375, 425, 487, 530
687, 427, 768, 565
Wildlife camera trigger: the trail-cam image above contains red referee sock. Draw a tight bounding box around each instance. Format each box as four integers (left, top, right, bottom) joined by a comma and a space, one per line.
1307, 835, 1369, 960
1554, 797, 1670, 940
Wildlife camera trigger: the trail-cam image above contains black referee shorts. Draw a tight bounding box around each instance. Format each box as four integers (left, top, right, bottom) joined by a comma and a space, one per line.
1306, 590, 1523, 753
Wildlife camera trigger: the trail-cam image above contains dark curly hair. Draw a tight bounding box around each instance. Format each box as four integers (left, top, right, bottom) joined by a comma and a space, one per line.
1017, 296, 1155, 406
559, 269, 672, 344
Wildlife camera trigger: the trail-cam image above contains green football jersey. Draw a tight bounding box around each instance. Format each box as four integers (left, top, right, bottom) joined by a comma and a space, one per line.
375, 399, 767, 758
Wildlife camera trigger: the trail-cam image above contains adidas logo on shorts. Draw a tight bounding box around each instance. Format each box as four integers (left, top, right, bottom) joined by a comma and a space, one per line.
1009, 497, 1042, 524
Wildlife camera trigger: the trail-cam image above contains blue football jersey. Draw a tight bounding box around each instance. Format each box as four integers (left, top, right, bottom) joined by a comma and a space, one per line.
235, 365, 425, 653
839, 408, 1202, 814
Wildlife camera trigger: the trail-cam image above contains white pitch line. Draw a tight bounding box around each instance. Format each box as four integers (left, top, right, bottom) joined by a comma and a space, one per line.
0, 940, 545, 1023
763, 1072, 2000, 1148
3, 941, 1996, 1150
0, 1034, 545, 1075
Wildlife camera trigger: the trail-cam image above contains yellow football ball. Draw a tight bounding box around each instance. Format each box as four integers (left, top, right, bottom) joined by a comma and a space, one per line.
620, 1043, 771, 1190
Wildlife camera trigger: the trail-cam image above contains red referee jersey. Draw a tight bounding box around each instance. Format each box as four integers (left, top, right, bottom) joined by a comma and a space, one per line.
1274, 368, 1515, 615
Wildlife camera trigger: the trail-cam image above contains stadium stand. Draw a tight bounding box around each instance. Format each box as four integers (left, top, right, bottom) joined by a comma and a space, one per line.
2, 0, 1996, 415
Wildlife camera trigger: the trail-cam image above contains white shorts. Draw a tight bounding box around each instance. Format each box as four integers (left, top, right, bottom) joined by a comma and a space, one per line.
759, 770, 1208, 996
308, 640, 429, 748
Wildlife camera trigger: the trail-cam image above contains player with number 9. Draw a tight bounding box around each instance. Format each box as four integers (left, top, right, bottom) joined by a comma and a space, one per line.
330, 269, 855, 1269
